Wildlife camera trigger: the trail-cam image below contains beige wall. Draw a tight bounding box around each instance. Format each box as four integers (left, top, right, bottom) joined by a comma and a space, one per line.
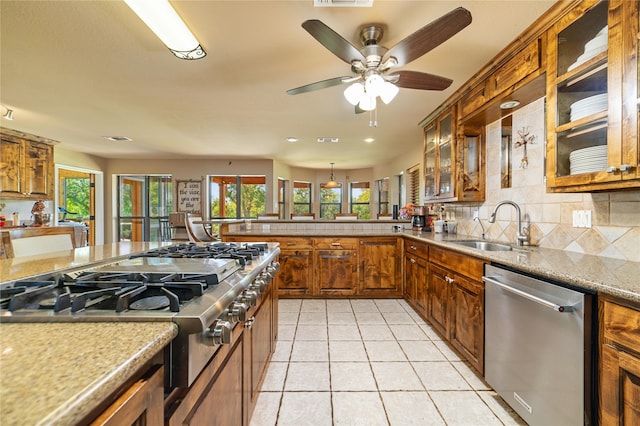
447, 97, 640, 262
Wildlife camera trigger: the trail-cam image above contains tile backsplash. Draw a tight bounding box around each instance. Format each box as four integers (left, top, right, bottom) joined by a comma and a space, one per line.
446, 97, 640, 262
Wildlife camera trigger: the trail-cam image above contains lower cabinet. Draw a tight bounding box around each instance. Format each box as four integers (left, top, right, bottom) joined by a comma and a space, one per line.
359, 237, 402, 297
279, 247, 314, 296
245, 286, 273, 417
600, 297, 640, 424
427, 246, 485, 374
91, 363, 164, 425
404, 240, 428, 315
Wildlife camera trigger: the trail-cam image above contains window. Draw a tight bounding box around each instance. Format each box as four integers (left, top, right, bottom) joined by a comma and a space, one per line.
350, 181, 370, 219
375, 178, 389, 214
208, 175, 266, 219
292, 181, 312, 214
408, 165, 420, 205
320, 183, 342, 219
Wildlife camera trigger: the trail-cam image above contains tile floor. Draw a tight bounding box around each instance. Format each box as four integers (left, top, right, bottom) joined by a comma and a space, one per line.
249, 298, 526, 426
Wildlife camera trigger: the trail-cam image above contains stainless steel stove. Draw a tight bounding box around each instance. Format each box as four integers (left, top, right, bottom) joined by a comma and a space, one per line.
0, 241, 280, 388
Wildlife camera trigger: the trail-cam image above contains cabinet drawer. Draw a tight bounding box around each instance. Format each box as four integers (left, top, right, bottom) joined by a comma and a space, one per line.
490, 39, 541, 96
603, 300, 640, 352
460, 81, 489, 118
429, 246, 483, 281
280, 237, 313, 249
404, 239, 428, 260
314, 238, 358, 250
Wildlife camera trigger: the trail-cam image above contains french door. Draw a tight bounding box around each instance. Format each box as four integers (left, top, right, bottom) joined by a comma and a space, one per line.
117, 175, 172, 242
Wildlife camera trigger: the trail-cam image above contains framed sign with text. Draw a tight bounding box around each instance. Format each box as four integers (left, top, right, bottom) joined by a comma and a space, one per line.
176, 180, 202, 214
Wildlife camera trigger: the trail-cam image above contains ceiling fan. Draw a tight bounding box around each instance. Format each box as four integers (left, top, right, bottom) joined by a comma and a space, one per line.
287, 7, 472, 112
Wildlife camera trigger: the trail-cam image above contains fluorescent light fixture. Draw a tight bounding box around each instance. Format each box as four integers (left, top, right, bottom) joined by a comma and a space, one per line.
124, 0, 206, 60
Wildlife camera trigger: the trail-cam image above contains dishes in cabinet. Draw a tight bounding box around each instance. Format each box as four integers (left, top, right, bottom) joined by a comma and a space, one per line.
569, 93, 607, 122
567, 26, 608, 72
569, 145, 607, 175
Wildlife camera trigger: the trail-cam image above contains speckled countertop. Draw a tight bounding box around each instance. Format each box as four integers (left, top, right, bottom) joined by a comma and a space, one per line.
0, 321, 177, 426
225, 229, 640, 304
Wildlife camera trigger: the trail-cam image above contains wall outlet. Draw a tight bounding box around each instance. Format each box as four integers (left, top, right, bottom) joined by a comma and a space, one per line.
572, 210, 592, 228
262, 224, 270, 232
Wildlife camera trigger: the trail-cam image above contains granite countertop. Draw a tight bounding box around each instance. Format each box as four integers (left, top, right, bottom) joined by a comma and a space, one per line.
225, 228, 640, 304
0, 321, 178, 425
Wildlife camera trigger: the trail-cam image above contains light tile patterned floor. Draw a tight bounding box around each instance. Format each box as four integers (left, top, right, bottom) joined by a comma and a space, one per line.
250, 298, 526, 426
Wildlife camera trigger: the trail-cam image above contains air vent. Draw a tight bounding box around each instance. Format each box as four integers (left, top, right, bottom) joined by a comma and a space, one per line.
313, 0, 373, 7
103, 136, 132, 142
317, 137, 339, 143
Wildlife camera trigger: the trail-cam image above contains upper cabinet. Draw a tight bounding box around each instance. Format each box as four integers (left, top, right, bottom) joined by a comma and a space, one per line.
423, 107, 485, 203
0, 128, 57, 200
546, 0, 639, 191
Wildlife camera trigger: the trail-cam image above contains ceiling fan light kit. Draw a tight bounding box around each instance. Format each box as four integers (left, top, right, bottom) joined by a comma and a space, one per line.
124, 0, 206, 60
288, 7, 472, 116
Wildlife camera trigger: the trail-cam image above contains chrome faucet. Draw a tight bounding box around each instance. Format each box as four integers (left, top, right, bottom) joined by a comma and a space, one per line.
488, 200, 529, 246
473, 216, 486, 239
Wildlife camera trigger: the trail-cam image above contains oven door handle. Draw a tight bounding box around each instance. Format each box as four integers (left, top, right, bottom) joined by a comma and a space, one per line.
483, 276, 573, 313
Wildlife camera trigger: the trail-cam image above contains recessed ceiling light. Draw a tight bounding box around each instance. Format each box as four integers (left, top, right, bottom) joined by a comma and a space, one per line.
286, 137, 298, 143
500, 100, 520, 109
364, 138, 375, 143
103, 136, 132, 142
317, 137, 339, 143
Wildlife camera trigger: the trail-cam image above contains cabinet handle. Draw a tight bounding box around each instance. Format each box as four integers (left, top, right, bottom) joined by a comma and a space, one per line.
331, 242, 341, 246
410, 245, 417, 250
620, 164, 632, 172
607, 166, 618, 173
410, 258, 416, 264
445, 276, 454, 284
321, 254, 351, 259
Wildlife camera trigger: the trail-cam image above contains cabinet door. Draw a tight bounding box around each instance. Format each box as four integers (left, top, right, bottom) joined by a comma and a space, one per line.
315, 250, 358, 296
359, 238, 401, 296
414, 255, 428, 313
405, 252, 428, 315
600, 344, 640, 424
278, 249, 313, 296
424, 124, 438, 198
427, 263, 450, 337
449, 274, 484, 374
247, 292, 273, 411
23, 140, 53, 197
438, 113, 455, 198
404, 253, 418, 301
0, 138, 22, 195
457, 125, 485, 202
91, 364, 164, 426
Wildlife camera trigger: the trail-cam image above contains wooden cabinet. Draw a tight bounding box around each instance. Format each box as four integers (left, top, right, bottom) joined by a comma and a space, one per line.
489, 39, 542, 98
428, 246, 485, 374
546, 0, 639, 191
600, 297, 640, 424
91, 364, 164, 426
359, 237, 402, 297
315, 238, 358, 296
278, 238, 314, 296
424, 107, 456, 200
0, 128, 56, 200
404, 239, 428, 315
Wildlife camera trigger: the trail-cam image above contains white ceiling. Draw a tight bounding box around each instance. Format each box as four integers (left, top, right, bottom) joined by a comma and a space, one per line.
0, 0, 555, 170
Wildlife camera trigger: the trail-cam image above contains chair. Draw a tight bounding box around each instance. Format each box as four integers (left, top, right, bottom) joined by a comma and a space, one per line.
334, 213, 358, 220
290, 213, 315, 220
257, 213, 280, 220
377, 213, 393, 220
184, 213, 217, 242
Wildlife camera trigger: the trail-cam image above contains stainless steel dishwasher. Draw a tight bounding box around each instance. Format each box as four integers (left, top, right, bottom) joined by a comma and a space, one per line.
483, 264, 596, 426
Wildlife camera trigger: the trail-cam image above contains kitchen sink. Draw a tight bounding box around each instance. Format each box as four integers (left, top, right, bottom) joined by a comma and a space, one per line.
451, 240, 514, 251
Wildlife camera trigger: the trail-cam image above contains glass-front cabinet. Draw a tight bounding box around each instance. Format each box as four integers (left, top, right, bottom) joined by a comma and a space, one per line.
423, 108, 455, 200
546, 0, 639, 191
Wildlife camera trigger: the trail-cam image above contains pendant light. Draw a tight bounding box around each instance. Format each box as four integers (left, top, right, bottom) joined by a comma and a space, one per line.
325, 163, 340, 188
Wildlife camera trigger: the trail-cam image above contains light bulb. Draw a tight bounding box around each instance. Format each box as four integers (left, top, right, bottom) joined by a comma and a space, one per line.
359, 94, 376, 111
380, 82, 399, 104
344, 82, 364, 105
365, 74, 385, 97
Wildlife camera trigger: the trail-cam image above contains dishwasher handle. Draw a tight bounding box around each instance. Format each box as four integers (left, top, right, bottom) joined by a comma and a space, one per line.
483, 276, 574, 313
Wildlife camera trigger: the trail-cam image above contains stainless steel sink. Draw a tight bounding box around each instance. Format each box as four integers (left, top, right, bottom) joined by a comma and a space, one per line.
451, 240, 514, 251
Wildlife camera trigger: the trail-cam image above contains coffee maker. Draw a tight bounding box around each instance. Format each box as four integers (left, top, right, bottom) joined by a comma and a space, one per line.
411, 206, 427, 231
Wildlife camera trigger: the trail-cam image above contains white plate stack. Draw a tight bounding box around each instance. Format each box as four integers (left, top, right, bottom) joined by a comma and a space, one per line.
569, 145, 608, 175
569, 93, 608, 122
567, 26, 608, 71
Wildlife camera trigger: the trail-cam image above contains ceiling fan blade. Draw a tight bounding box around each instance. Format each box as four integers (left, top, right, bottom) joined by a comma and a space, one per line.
355, 105, 366, 114
383, 7, 472, 67
392, 70, 453, 91
287, 76, 352, 95
302, 20, 366, 65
